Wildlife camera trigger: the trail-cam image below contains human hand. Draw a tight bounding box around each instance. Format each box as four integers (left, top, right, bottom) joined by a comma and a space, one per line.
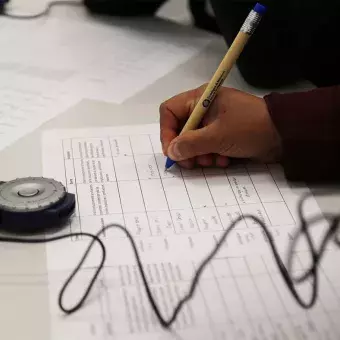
159, 85, 282, 169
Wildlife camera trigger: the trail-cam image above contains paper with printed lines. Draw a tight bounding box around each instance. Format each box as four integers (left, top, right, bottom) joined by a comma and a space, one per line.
43, 124, 340, 340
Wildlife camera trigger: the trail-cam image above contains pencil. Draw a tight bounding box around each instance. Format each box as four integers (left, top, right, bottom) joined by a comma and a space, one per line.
165, 2, 267, 170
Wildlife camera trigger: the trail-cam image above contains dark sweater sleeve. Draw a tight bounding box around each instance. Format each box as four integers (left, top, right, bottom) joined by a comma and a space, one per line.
264, 86, 340, 183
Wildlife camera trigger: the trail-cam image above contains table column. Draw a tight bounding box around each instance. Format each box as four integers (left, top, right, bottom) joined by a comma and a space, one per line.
62, 138, 79, 240
149, 134, 200, 235
70, 137, 124, 238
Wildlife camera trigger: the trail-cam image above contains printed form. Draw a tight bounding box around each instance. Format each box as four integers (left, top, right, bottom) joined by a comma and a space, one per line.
42, 124, 340, 340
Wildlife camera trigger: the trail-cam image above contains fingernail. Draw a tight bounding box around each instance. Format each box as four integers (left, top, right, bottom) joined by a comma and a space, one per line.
168, 141, 181, 160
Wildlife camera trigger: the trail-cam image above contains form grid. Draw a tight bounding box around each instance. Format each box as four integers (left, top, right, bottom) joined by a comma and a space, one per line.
49, 133, 340, 339
62, 134, 298, 240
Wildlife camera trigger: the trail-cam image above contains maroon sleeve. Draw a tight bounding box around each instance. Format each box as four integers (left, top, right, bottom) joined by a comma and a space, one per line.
264, 86, 340, 182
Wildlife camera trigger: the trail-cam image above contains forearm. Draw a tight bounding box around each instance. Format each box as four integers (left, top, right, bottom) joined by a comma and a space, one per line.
264, 86, 340, 182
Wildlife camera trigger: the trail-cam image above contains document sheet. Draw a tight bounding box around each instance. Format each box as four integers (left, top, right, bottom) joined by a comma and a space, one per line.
0, 15, 212, 150
42, 124, 340, 340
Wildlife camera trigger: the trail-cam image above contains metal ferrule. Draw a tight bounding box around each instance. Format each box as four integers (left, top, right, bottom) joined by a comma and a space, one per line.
240, 10, 262, 35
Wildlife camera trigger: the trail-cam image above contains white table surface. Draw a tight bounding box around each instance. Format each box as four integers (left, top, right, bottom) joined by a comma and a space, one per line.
1, 3, 340, 340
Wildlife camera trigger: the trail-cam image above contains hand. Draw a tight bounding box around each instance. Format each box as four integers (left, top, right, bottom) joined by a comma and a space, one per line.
159, 84, 282, 169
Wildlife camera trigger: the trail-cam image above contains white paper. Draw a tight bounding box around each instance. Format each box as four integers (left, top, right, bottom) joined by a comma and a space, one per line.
0, 14, 213, 150
0, 82, 77, 150
42, 124, 340, 340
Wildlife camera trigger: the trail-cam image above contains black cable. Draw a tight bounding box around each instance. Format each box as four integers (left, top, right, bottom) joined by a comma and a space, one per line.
0, 192, 339, 330
1, 0, 82, 19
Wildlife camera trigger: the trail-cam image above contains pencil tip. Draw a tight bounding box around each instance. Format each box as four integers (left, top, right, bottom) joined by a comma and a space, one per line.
165, 157, 175, 170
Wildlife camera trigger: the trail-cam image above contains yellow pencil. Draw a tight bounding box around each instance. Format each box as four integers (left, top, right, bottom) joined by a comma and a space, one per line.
165, 2, 267, 170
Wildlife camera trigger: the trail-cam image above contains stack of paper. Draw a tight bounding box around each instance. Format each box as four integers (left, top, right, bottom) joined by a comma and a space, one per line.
0, 14, 213, 150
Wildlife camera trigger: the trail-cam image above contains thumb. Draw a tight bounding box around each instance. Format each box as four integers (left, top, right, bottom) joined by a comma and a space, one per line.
167, 123, 219, 161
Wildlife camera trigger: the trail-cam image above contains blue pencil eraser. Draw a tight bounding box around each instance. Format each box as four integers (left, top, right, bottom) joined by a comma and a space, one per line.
253, 3, 267, 15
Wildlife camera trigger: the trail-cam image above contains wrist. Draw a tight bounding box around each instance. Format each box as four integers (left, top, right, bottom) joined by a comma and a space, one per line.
259, 98, 282, 162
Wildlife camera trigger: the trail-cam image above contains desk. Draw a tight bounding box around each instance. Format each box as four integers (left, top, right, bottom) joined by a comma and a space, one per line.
0, 5, 340, 340
0, 28, 233, 339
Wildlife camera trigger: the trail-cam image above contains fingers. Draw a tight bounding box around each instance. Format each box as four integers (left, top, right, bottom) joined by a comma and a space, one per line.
167, 122, 219, 161
159, 85, 206, 154
178, 154, 213, 169
196, 154, 213, 167
177, 154, 229, 170
215, 154, 229, 167
178, 158, 195, 169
